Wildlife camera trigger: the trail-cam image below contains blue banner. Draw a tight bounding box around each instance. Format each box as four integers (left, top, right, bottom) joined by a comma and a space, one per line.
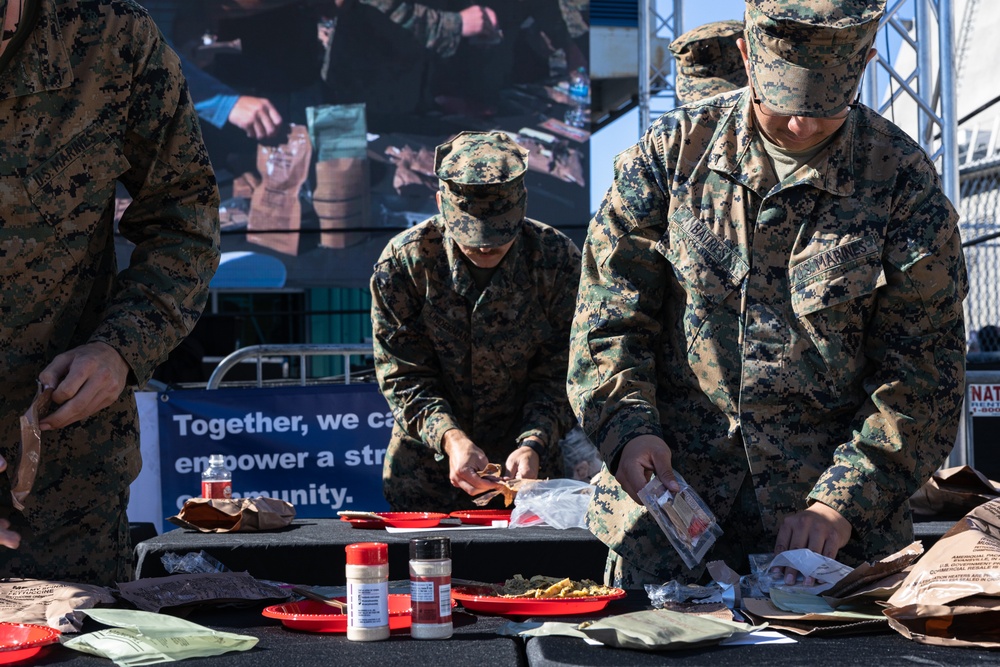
157, 384, 391, 532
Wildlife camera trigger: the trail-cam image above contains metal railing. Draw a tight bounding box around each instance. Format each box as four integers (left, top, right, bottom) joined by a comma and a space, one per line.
206, 343, 375, 389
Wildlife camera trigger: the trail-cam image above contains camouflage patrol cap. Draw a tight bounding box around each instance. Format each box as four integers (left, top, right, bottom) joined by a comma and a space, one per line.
434, 131, 528, 248
669, 20, 748, 104
745, 0, 883, 117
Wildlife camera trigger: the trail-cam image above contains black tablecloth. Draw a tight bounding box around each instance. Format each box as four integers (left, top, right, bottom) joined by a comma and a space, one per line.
527, 632, 994, 667
525, 594, 993, 667
28, 590, 994, 667
135, 518, 955, 586
134, 519, 610, 585
29, 605, 517, 667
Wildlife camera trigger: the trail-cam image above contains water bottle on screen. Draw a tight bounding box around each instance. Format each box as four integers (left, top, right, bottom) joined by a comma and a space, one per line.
564, 66, 590, 129
201, 454, 232, 499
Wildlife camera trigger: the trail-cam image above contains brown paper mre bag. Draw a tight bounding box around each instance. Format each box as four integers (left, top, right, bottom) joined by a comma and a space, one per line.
167, 497, 295, 532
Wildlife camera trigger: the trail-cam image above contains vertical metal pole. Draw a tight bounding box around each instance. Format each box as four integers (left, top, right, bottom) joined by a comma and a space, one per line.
673, 0, 684, 110
639, 0, 651, 138
938, 0, 960, 205
862, 44, 879, 111
915, 0, 933, 150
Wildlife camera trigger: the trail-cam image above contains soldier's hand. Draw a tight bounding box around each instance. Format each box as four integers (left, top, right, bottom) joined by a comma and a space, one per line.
616, 434, 678, 503
443, 429, 501, 496
0, 459, 20, 549
771, 502, 852, 585
38, 342, 130, 431
0, 518, 20, 549
460, 6, 498, 38
228, 96, 283, 139
506, 441, 540, 479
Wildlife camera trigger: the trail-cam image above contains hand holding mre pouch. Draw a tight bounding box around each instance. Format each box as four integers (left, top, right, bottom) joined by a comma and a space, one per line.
12, 381, 53, 511
246, 124, 312, 256
168, 497, 296, 532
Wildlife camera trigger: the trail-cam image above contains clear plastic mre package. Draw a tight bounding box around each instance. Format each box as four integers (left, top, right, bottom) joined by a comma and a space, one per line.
637, 472, 723, 570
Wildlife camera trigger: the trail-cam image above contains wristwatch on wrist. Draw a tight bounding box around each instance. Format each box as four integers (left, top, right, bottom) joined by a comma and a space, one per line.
518, 439, 545, 456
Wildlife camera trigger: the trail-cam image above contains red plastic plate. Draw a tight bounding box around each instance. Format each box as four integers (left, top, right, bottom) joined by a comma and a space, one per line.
0, 622, 61, 664
263, 595, 412, 633
452, 585, 626, 616
339, 512, 448, 529
448, 509, 513, 525
263, 594, 457, 633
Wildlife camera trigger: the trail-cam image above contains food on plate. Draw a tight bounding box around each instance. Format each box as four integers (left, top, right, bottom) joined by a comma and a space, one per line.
477, 463, 503, 478
473, 464, 524, 507
496, 574, 618, 599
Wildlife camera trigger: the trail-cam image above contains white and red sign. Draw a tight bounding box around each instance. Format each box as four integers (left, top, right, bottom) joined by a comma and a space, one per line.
969, 384, 1000, 416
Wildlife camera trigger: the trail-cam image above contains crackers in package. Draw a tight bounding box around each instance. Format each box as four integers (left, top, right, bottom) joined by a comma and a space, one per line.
637, 472, 722, 569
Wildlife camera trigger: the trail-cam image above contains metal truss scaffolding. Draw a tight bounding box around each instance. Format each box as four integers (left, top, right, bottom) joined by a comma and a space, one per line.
638, 0, 683, 133
864, 0, 959, 203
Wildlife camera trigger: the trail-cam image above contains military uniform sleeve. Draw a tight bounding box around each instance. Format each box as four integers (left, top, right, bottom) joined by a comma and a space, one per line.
808, 156, 967, 537
514, 238, 582, 451
90, 15, 221, 386
370, 249, 462, 454
359, 0, 463, 57
567, 135, 672, 470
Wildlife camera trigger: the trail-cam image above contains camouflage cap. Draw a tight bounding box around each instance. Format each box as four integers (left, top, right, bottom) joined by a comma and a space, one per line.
745, 0, 883, 117
669, 20, 748, 104
434, 131, 528, 248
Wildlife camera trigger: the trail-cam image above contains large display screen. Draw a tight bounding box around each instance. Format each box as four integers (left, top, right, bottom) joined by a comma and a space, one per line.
121, 0, 591, 290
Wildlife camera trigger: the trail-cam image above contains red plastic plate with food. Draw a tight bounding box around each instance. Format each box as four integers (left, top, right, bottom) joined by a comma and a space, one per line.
338, 511, 448, 529
451, 585, 626, 616
0, 622, 61, 664
448, 509, 513, 525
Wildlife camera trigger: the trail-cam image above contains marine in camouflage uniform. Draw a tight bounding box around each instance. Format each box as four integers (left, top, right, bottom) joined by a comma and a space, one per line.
372, 131, 580, 511
0, 0, 220, 585
669, 20, 747, 105
569, 0, 967, 586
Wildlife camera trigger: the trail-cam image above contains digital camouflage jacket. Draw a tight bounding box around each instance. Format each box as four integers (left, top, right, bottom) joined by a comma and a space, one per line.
372, 216, 580, 510
569, 89, 967, 578
0, 0, 220, 531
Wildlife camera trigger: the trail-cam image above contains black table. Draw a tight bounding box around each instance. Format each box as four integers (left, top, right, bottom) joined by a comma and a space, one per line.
134, 519, 610, 585
526, 594, 994, 667
29, 605, 517, 667
27, 591, 995, 667
528, 634, 995, 667
134, 517, 955, 586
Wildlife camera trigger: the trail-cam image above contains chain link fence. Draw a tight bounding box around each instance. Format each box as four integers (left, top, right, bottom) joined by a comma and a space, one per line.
959, 158, 1000, 355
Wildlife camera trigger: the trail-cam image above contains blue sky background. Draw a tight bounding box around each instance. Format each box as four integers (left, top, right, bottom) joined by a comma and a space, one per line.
590, 0, 747, 210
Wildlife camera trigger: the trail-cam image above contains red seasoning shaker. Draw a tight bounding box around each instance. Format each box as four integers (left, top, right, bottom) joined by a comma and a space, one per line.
409, 536, 452, 639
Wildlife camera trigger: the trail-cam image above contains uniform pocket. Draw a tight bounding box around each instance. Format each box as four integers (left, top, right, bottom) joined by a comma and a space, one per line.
789, 238, 884, 377
24, 126, 129, 247
661, 206, 747, 345
496, 302, 549, 377
790, 235, 883, 317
